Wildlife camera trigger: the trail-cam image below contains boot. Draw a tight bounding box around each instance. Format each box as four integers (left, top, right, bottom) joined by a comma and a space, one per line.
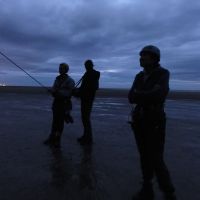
64, 113, 74, 124
77, 135, 86, 143
132, 182, 154, 200
77, 133, 93, 145
163, 192, 177, 200
79, 137, 93, 145
43, 133, 55, 146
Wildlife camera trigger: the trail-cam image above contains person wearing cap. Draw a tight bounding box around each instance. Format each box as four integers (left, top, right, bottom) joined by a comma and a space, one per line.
128, 45, 176, 200
77, 59, 100, 145
43, 63, 75, 148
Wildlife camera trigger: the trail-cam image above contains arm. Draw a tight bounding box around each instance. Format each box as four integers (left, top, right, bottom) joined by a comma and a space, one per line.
129, 70, 170, 105
92, 71, 100, 90
128, 77, 137, 104
49, 79, 58, 97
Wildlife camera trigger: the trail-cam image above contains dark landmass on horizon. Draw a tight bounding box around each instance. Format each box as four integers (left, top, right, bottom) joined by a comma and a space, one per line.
0, 86, 200, 100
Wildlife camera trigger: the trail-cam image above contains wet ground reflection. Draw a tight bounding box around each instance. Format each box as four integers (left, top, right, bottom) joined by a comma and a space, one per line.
0, 94, 199, 199
50, 148, 70, 188
48, 144, 98, 200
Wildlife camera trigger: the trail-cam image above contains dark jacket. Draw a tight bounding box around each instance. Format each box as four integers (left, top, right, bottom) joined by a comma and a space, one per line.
52, 74, 75, 98
128, 66, 170, 124
128, 66, 169, 106
80, 69, 100, 98
52, 74, 75, 110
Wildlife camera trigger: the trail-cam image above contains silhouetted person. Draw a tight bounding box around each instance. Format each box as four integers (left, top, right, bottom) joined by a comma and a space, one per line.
77, 60, 100, 145
44, 63, 75, 148
128, 45, 176, 200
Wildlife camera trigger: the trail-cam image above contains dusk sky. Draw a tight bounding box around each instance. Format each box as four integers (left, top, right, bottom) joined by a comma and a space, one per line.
0, 0, 200, 90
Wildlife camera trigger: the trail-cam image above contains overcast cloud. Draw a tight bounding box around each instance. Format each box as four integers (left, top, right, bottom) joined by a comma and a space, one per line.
0, 0, 200, 89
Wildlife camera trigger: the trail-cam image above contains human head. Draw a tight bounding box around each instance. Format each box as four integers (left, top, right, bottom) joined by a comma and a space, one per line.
84, 59, 94, 71
139, 45, 160, 70
59, 63, 69, 75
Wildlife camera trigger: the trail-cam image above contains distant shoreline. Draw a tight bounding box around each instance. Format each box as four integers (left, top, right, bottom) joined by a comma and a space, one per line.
0, 86, 200, 100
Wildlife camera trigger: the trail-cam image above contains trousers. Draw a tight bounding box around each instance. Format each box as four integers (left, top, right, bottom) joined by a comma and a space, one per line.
132, 112, 175, 193
81, 96, 94, 139
51, 106, 65, 134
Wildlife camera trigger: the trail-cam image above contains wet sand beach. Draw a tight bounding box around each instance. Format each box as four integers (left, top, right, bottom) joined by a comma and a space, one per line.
0, 88, 200, 200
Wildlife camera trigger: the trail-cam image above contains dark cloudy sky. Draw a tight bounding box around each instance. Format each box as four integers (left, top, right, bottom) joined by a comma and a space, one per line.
0, 0, 200, 90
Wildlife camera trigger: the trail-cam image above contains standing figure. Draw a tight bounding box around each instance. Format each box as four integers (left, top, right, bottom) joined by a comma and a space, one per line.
77, 60, 100, 145
44, 63, 75, 148
128, 45, 176, 200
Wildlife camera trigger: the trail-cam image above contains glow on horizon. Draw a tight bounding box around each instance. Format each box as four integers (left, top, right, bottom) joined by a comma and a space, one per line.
0, 83, 6, 86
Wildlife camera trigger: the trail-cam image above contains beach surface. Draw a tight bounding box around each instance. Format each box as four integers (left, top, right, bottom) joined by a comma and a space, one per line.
0, 89, 200, 200
0, 86, 200, 100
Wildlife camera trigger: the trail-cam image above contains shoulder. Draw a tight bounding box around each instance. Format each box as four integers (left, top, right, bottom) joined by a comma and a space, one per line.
93, 69, 100, 76
135, 71, 144, 79
90, 70, 100, 79
55, 75, 61, 81
131, 71, 144, 84
157, 67, 170, 78
66, 75, 75, 83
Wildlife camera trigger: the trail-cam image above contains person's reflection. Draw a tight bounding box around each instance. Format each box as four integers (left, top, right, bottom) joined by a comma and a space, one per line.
50, 148, 70, 189
49, 145, 97, 199
79, 145, 97, 192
